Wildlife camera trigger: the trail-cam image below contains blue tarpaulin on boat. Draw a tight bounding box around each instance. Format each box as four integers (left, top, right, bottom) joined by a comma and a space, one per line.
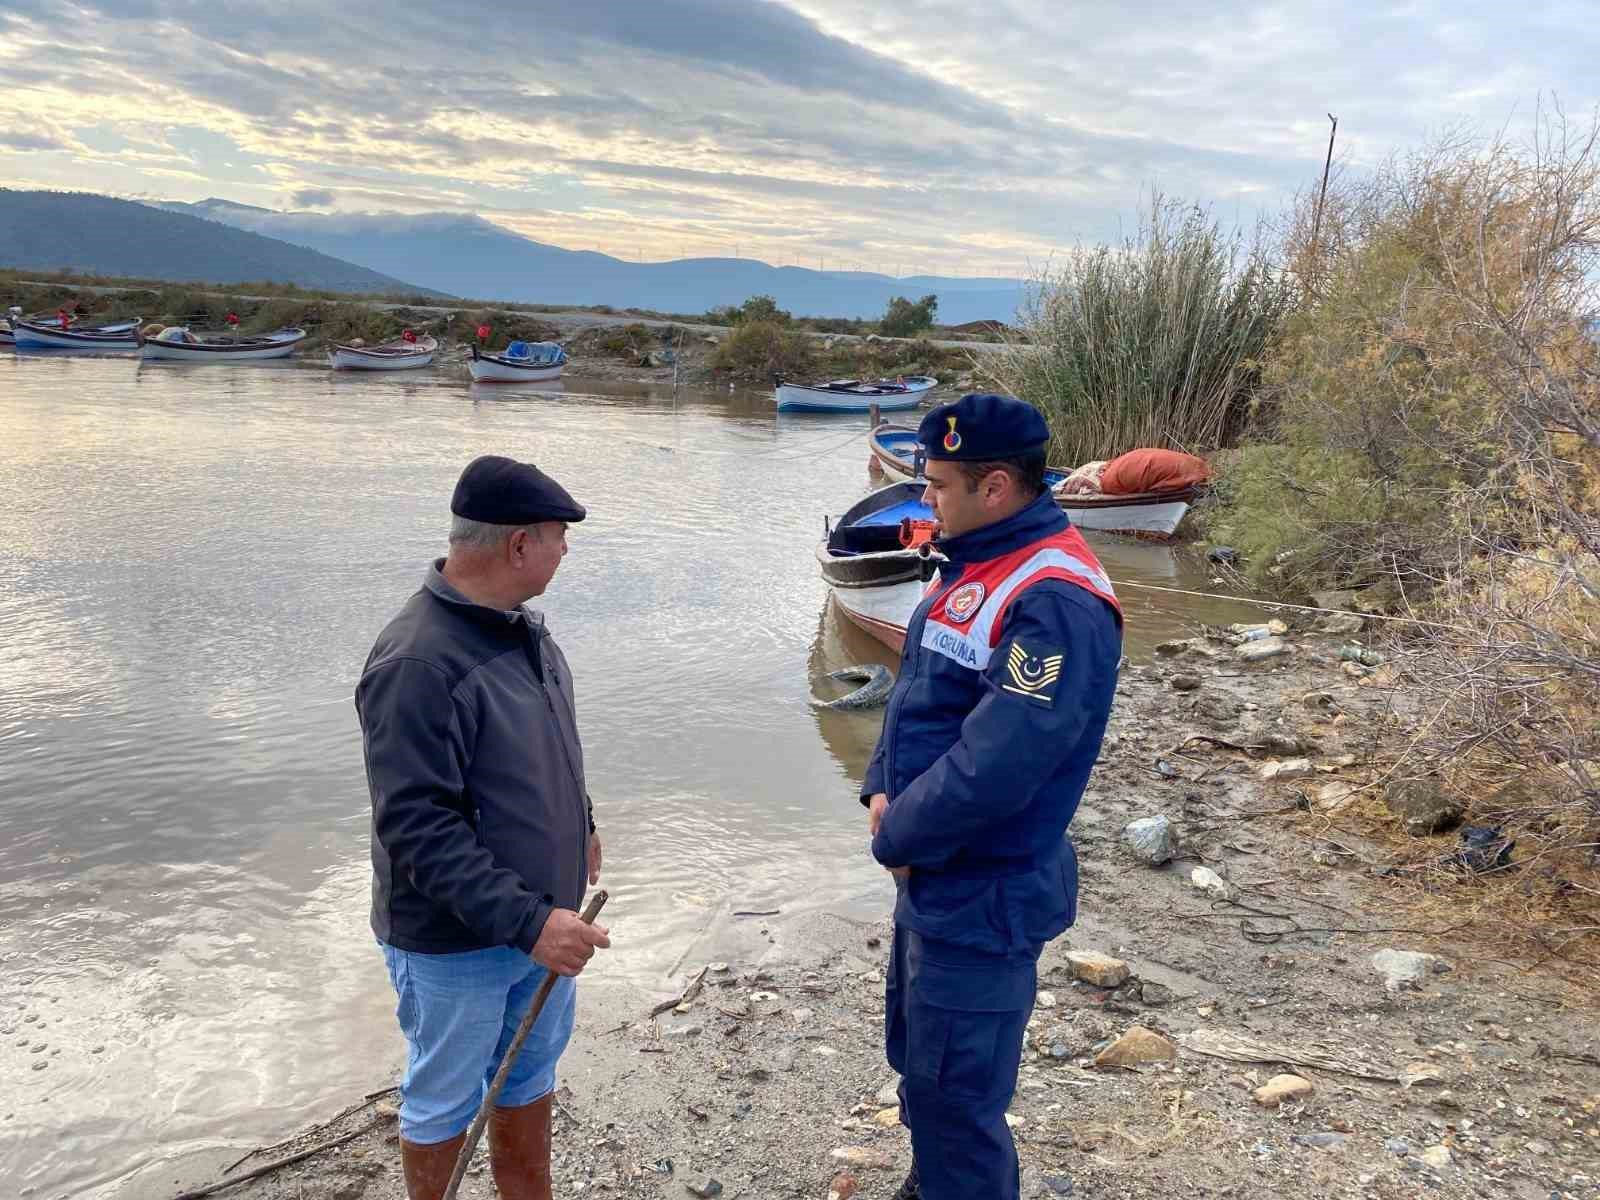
505, 340, 565, 364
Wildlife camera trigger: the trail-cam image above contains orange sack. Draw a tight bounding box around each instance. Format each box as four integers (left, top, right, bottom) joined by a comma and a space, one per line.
1098, 449, 1211, 496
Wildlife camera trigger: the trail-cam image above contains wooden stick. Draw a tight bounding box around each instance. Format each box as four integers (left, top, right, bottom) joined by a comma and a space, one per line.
171, 1118, 384, 1200
442, 891, 608, 1200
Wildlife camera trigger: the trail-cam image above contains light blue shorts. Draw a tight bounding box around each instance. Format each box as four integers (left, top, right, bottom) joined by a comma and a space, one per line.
380, 942, 577, 1144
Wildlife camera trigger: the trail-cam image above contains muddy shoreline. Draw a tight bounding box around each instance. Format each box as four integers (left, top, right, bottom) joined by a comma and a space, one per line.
123, 623, 1600, 1200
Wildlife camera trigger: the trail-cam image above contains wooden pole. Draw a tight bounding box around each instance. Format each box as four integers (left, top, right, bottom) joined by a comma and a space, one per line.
442, 891, 609, 1200
1310, 114, 1339, 264
869, 401, 881, 427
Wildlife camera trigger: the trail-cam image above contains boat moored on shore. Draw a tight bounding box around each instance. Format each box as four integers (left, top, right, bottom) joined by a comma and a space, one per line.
868, 422, 1202, 539
138, 326, 307, 362
11, 314, 142, 351
328, 331, 437, 370
468, 341, 567, 383
776, 374, 936, 413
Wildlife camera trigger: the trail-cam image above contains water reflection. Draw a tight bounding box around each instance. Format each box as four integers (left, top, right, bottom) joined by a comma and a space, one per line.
0, 354, 1260, 1197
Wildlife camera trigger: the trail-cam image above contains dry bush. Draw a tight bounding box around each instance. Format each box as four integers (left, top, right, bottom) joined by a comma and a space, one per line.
1224, 111, 1600, 958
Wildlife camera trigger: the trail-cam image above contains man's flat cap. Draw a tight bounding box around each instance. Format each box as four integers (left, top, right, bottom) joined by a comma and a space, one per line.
450, 455, 586, 524
917, 393, 1050, 462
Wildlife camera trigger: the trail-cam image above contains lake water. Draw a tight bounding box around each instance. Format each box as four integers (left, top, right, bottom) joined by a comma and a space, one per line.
0, 353, 1254, 1196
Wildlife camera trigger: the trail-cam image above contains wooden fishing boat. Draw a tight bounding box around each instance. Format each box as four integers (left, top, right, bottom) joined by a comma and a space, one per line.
137, 326, 306, 361
468, 341, 567, 382
819, 480, 1184, 651
11, 314, 142, 350
817, 481, 942, 653
328, 331, 437, 370
868, 423, 1200, 539
775, 374, 936, 414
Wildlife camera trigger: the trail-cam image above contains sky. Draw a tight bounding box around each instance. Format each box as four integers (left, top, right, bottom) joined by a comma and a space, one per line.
1, 0, 1596, 277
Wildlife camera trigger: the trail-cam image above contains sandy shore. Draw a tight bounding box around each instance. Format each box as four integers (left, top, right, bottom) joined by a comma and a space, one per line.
135, 620, 1600, 1200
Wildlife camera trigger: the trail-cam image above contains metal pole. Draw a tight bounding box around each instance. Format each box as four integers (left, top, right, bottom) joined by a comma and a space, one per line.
1310, 114, 1338, 264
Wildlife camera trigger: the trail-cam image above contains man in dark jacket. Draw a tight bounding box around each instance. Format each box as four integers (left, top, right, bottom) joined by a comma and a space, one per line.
863, 395, 1123, 1200
358, 455, 609, 1200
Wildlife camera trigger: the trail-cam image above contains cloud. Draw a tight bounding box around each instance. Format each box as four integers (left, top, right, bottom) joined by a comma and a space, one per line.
289, 187, 335, 209
0, 0, 1597, 274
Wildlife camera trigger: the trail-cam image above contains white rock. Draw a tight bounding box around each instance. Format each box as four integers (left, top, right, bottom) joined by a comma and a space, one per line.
1035, 991, 1057, 1009
1259, 758, 1313, 781
1189, 867, 1229, 899
1419, 1145, 1453, 1169
1371, 949, 1445, 992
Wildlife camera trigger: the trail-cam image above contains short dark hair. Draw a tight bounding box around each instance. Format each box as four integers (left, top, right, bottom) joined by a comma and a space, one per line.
957, 451, 1048, 497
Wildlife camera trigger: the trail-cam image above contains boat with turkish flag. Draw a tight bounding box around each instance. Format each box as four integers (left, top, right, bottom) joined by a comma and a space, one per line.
327, 330, 437, 370
10, 310, 142, 350
137, 324, 307, 361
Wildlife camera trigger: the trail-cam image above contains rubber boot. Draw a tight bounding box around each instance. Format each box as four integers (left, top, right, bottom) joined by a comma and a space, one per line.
488, 1093, 553, 1200
892, 1160, 921, 1200
400, 1130, 468, 1200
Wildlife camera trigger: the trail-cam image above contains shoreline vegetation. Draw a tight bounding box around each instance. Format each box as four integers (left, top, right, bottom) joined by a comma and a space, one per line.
0, 269, 994, 390
979, 122, 1599, 966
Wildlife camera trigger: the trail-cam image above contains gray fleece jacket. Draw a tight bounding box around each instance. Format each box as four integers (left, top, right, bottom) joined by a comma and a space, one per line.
358, 561, 591, 955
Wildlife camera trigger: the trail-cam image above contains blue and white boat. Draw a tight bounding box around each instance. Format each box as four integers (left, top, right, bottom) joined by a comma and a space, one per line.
11, 314, 142, 350
775, 374, 936, 413
468, 341, 567, 382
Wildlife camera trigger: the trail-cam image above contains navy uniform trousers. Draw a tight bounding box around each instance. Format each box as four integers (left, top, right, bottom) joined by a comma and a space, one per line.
887, 922, 1041, 1200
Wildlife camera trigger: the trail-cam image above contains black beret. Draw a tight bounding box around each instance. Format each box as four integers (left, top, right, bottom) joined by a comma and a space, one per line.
917, 393, 1050, 461
450, 455, 586, 524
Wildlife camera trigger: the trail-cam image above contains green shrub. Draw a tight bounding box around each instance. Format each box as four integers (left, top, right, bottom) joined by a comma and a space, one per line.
983, 196, 1294, 467
710, 320, 816, 380
879, 293, 938, 337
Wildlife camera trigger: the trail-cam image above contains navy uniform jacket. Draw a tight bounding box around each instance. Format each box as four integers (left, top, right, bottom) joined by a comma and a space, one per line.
865, 491, 1122, 958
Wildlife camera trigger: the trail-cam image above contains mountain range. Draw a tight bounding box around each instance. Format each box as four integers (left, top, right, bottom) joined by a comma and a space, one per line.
0, 190, 432, 296
160, 199, 1028, 323
1, 189, 1028, 322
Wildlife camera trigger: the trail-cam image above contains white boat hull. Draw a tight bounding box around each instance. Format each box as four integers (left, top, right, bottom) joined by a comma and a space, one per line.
328, 347, 436, 370
872, 451, 1191, 538
468, 358, 564, 382
829, 578, 924, 653
776, 377, 937, 414
140, 339, 301, 361
12, 322, 140, 350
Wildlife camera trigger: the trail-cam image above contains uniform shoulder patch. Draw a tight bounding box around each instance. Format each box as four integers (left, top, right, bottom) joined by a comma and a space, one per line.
1001, 641, 1065, 704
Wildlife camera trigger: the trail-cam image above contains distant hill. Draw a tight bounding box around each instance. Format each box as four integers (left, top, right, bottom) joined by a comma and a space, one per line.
0, 190, 441, 296
161, 198, 1027, 323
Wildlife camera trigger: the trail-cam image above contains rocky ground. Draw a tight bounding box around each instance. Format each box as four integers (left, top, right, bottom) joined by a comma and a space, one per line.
147, 620, 1600, 1200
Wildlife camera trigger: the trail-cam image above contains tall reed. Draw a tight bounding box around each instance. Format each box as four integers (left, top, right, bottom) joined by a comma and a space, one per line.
983, 197, 1294, 467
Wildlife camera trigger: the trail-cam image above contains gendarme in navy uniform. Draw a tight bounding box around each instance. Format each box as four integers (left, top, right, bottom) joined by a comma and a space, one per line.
862, 394, 1123, 1200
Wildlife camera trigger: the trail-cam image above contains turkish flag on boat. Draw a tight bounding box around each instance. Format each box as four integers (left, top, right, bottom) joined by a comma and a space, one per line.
57, 309, 69, 329
402, 329, 417, 343
225, 312, 239, 326
476, 324, 491, 341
